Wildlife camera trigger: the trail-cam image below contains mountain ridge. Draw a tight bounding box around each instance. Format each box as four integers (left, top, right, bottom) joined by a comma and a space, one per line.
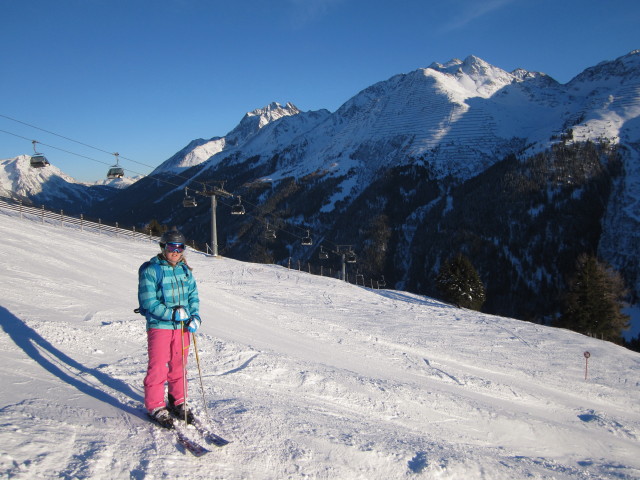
2, 50, 639, 330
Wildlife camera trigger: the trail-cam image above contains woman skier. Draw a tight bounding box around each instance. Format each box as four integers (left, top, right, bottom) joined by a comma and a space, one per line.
138, 229, 201, 428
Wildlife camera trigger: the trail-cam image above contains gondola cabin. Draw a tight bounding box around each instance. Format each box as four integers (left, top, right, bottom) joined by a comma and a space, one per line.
231, 203, 245, 215
107, 165, 125, 179
231, 197, 245, 215
30, 153, 50, 168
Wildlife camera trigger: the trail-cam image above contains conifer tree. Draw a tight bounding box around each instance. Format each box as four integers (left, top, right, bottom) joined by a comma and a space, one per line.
560, 254, 629, 342
436, 253, 486, 310
145, 219, 164, 236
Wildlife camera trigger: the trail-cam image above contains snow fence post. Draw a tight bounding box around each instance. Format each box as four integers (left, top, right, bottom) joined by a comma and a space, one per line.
584, 351, 591, 380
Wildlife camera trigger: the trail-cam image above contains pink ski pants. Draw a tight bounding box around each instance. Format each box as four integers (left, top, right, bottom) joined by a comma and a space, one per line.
144, 328, 190, 412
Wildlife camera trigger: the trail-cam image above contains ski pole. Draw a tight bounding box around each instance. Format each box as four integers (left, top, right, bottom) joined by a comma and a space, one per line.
181, 323, 188, 424
191, 332, 209, 420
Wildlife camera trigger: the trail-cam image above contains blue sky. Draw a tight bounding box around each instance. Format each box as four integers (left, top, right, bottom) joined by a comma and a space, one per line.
1, 0, 638, 182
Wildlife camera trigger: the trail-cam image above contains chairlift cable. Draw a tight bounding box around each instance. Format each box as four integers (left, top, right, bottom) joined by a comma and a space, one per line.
1, 115, 322, 241
0, 127, 187, 188
1, 119, 352, 251
3, 127, 336, 250
0, 113, 195, 182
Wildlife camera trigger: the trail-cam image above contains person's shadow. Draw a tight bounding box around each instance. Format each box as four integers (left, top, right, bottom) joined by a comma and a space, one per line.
0, 305, 144, 418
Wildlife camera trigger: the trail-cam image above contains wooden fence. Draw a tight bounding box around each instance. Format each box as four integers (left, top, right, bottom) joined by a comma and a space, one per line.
0, 197, 160, 243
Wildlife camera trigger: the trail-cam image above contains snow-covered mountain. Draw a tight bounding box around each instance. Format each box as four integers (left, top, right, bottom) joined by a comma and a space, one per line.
1, 208, 639, 479
151, 102, 328, 175
117, 51, 638, 318
13, 51, 640, 329
0, 155, 133, 213
0, 155, 78, 198
88, 176, 141, 189
150, 51, 638, 210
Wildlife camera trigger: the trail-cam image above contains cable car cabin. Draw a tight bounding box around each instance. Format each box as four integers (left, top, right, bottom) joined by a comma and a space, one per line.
30, 153, 50, 168
301, 231, 313, 246
107, 166, 125, 179
183, 196, 197, 207
231, 203, 245, 215
231, 197, 245, 215
265, 227, 276, 239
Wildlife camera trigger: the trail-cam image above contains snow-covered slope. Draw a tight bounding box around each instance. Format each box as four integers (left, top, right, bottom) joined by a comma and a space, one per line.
1, 208, 639, 479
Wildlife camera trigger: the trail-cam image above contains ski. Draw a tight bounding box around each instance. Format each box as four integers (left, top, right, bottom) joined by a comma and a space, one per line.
148, 412, 210, 457
191, 419, 230, 447
166, 404, 231, 447
175, 427, 211, 457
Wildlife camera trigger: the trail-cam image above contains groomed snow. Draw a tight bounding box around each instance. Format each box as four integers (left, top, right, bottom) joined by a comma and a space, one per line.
0, 210, 639, 479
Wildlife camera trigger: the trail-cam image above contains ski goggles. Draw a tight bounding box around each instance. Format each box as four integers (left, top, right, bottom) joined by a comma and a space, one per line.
164, 242, 185, 253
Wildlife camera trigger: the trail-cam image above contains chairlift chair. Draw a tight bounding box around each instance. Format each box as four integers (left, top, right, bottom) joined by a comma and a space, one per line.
30, 140, 50, 168
345, 250, 357, 263
319, 246, 329, 260
265, 221, 276, 239
183, 188, 197, 207
107, 152, 124, 179
301, 230, 313, 246
231, 196, 245, 215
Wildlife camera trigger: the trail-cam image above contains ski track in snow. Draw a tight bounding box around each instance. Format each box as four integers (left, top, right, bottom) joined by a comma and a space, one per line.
1, 209, 639, 479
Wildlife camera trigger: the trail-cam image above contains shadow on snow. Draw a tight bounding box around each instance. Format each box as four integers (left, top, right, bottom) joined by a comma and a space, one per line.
0, 305, 144, 418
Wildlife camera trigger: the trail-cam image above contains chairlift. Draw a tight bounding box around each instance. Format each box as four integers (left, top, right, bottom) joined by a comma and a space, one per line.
345, 249, 357, 263
319, 246, 329, 260
107, 152, 124, 179
183, 187, 197, 207
265, 221, 276, 239
30, 140, 50, 168
301, 230, 313, 246
231, 196, 245, 215
377, 275, 386, 289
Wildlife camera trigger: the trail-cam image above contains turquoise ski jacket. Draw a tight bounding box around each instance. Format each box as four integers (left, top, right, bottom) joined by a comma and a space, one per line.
138, 255, 200, 331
